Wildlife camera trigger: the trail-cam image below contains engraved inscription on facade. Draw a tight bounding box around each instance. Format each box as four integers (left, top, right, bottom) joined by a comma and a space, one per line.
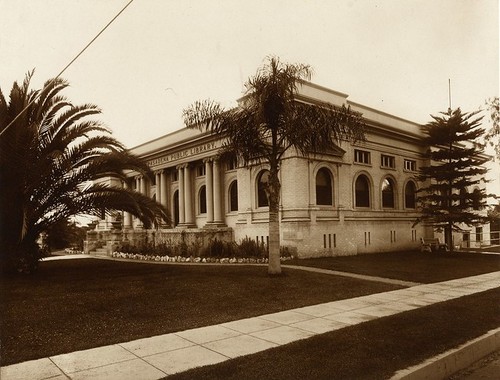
147, 141, 217, 167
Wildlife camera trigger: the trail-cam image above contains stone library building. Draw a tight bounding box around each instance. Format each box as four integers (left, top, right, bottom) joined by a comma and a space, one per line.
85, 82, 490, 257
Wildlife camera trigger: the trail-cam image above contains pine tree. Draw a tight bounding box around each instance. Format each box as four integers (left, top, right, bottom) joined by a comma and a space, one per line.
416, 108, 491, 251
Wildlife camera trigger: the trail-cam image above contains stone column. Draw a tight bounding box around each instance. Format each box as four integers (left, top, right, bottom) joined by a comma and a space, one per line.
123, 180, 132, 229
140, 175, 147, 196
160, 170, 168, 208
155, 171, 162, 204
135, 176, 144, 228
178, 165, 185, 225
184, 164, 194, 226
213, 159, 223, 225
160, 170, 168, 226
205, 159, 214, 224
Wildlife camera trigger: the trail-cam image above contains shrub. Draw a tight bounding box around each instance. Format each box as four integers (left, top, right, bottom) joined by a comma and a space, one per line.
154, 242, 175, 256
115, 238, 292, 261
280, 246, 294, 258
201, 239, 222, 257
174, 241, 188, 257
201, 239, 238, 258
237, 237, 267, 258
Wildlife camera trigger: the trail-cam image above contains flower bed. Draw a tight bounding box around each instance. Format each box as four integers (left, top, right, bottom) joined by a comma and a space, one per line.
111, 237, 295, 264
64, 248, 84, 255
111, 251, 293, 264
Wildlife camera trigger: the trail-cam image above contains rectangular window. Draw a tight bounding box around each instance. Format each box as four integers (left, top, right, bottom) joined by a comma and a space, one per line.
226, 157, 237, 171
197, 165, 206, 177
354, 149, 371, 164
390, 230, 397, 243
404, 159, 417, 172
381, 154, 395, 169
476, 227, 483, 242
172, 170, 178, 182
324, 234, 336, 249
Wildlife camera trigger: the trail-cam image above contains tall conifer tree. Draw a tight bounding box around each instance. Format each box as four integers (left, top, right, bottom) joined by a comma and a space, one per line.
417, 108, 491, 250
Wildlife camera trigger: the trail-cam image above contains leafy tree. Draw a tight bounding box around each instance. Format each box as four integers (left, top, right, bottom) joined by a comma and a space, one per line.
0, 72, 169, 273
45, 218, 87, 251
183, 56, 365, 274
484, 96, 499, 159
416, 108, 491, 251
487, 202, 500, 246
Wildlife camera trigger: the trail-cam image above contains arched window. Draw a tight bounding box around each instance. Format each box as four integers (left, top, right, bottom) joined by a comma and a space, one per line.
316, 168, 333, 205
382, 178, 395, 208
229, 180, 238, 212
173, 190, 179, 226
199, 186, 207, 214
257, 170, 270, 207
355, 175, 370, 208
405, 181, 417, 209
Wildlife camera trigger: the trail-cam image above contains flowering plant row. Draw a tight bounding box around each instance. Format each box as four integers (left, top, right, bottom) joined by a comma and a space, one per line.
111, 251, 293, 264
64, 248, 84, 255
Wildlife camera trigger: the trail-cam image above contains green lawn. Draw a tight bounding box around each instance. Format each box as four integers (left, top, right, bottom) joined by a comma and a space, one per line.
288, 250, 500, 283
1, 251, 498, 373
0, 258, 399, 366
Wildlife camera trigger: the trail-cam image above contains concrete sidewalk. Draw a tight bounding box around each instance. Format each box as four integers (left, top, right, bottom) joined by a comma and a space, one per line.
2, 270, 498, 380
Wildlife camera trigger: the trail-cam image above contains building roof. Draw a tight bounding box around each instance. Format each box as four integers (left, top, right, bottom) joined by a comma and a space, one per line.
129, 81, 425, 160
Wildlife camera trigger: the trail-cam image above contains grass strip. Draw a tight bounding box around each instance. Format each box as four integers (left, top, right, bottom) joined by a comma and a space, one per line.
289, 251, 500, 283
167, 288, 500, 380
0, 259, 400, 366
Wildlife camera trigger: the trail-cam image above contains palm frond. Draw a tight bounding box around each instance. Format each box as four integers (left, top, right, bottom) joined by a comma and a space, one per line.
1, 72, 169, 261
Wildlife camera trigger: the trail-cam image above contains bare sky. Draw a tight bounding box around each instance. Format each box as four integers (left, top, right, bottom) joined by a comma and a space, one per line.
1, 1, 499, 175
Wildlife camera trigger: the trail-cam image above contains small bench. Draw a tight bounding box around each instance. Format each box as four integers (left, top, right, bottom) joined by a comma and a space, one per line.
420, 238, 448, 253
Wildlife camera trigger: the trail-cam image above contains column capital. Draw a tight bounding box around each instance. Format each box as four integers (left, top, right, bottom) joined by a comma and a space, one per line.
203, 157, 214, 164
154, 169, 164, 175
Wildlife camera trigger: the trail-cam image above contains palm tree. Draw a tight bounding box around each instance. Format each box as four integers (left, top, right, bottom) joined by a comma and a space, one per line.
0, 72, 169, 273
183, 57, 366, 274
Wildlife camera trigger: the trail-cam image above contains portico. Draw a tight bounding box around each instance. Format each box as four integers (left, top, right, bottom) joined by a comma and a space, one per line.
120, 132, 228, 231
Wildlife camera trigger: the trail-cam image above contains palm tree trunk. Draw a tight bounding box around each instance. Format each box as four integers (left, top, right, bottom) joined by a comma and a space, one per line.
267, 167, 281, 275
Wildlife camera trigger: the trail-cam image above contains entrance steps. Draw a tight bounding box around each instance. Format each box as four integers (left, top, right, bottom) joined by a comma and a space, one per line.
90, 247, 108, 256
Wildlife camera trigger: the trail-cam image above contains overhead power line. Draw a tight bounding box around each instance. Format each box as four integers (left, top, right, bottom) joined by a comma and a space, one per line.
0, 0, 135, 137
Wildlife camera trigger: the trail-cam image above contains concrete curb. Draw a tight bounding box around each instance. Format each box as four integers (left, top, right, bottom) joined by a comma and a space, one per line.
391, 327, 500, 380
